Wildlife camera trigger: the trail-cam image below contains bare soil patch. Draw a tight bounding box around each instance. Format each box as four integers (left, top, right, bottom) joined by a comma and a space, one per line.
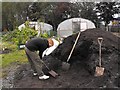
11, 29, 120, 88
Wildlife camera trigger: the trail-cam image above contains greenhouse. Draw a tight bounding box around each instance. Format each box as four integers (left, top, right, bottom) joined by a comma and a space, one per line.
57, 18, 96, 38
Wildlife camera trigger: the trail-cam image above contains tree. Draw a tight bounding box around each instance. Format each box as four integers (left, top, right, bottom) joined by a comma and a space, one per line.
27, 2, 71, 30
95, 2, 120, 31
2, 2, 101, 32
50, 2, 71, 30
27, 2, 51, 21
2, 2, 32, 31
78, 2, 99, 27
56, 2, 99, 27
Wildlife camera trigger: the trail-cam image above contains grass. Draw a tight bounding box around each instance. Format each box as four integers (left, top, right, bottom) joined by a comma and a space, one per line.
1, 50, 28, 68
1, 49, 28, 78
0, 41, 18, 51
1, 41, 28, 67
0, 41, 28, 78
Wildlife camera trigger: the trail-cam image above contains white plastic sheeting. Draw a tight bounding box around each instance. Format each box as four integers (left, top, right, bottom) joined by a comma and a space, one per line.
18, 22, 53, 31
57, 18, 96, 38
18, 24, 25, 31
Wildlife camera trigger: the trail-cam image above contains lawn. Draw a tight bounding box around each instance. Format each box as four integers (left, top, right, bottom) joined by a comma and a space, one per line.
1, 41, 28, 68
1, 50, 28, 68
0, 41, 28, 78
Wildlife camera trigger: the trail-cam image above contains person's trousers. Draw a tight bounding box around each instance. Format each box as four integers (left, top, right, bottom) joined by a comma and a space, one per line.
25, 47, 44, 76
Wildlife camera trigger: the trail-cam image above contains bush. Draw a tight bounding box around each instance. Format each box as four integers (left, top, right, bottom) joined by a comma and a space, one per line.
49, 30, 57, 37
38, 30, 56, 38
40, 32, 49, 38
2, 26, 37, 45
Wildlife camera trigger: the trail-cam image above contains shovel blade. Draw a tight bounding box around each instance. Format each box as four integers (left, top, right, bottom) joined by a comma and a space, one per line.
48, 70, 58, 78
62, 62, 70, 70
95, 66, 105, 76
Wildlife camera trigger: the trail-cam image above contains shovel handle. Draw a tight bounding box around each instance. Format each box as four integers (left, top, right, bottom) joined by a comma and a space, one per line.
99, 43, 102, 67
41, 60, 50, 70
98, 37, 103, 67
67, 31, 81, 62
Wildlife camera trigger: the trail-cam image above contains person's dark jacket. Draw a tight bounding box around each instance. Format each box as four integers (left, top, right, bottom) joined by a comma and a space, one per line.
25, 38, 49, 59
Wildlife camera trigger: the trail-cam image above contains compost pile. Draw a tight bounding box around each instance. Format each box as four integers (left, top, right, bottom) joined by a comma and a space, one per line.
14, 28, 120, 88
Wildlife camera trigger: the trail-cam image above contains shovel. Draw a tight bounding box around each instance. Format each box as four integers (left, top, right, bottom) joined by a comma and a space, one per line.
95, 37, 105, 76
62, 31, 81, 70
41, 60, 58, 78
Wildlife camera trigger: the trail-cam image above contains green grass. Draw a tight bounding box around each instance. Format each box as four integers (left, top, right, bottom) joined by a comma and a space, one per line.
0, 41, 28, 68
0, 41, 18, 51
0, 41, 28, 78
1, 50, 28, 68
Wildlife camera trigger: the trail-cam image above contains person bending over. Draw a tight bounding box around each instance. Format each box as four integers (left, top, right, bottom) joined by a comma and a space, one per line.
25, 38, 54, 80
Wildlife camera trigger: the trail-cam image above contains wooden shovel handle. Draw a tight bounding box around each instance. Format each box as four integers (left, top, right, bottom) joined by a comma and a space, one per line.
67, 31, 81, 62
41, 60, 50, 70
98, 37, 103, 67
99, 43, 102, 67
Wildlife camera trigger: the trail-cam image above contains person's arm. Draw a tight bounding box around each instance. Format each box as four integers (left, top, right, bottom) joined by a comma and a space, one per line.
42, 48, 49, 58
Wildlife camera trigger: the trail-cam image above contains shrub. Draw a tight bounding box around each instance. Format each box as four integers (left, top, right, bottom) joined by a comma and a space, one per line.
38, 30, 56, 38
2, 26, 37, 45
40, 32, 49, 38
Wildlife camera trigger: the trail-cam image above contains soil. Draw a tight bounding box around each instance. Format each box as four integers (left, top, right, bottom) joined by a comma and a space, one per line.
3, 28, 120, 88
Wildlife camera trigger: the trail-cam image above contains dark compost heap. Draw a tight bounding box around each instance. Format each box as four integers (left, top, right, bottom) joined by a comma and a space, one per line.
14, 28, 120, 88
